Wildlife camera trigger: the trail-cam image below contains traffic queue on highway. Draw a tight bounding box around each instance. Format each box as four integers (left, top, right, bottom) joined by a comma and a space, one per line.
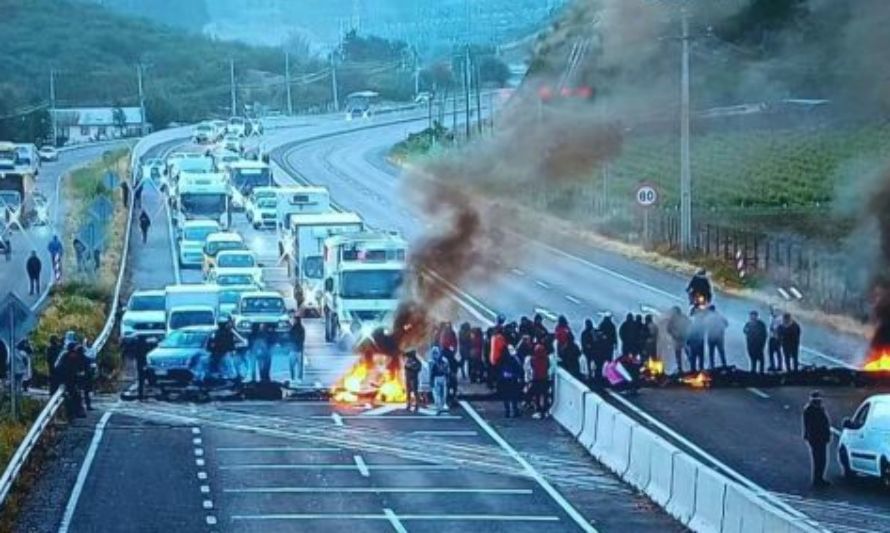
118, 118, 409, 401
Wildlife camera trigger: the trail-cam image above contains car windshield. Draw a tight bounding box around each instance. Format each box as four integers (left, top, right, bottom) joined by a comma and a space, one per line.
218, 254, 255, 268
160, 329, 210, 348
241, 297, 284, 314
256, 198, 276, 208
0, 192, 21, 206
169, 311, 215, 330
340, 270, 403, 299
302, 256, 324, 279
206, 240, 244, 256
181, 194, 225, 217
217, 274, 254, 286
129, 294, 165, 311
872, 402, 890, 429
183, 226, 217, 242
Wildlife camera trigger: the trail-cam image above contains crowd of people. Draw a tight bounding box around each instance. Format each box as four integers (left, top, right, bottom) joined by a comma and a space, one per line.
405, 304, 805, 417
42, 331, 97, 418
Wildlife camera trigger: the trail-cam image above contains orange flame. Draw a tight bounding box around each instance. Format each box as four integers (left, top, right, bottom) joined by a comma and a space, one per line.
864, 350, 890, 372
681, 371, 711, 389
644, 358, 665, 376
331, 355, 406, 405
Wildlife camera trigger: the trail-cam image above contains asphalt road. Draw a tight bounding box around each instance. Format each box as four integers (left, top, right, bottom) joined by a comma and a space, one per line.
52, 117, 682, 532
266, 118, 887, 531
0, 143, 127, 311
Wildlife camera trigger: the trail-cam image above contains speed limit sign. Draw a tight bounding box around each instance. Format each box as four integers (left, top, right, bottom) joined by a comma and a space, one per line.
635, 184, 658, 207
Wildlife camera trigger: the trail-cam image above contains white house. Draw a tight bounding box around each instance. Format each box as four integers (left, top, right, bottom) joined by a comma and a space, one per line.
52, 107, 149, 145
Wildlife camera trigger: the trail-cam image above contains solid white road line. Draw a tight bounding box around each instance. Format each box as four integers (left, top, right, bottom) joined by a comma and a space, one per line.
58, 411, 113, 533
565, 295, 582, 305
512, 268, 526, 277
746, 387, 771, 399
461, 401, 597, 533
311, 414, 462, 420
216, 446, 341, 453
354, 455, 370, 477
231, 513, 560, 522
224, 487, 534, 494
384, 508, 408, 533
361, 404, 401, 416
411, 430, 478, 437
535, 280, 552, 290
219, 464, 457, 471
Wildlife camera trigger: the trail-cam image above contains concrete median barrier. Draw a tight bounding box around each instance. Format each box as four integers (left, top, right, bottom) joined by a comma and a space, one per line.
689, 467, 727, 533
590, 401, 619, 458
625, 427, 663, 491
722, 484, 766, 533
551, 369, 588, 437
599, 414, 636, 476
577, 392, 602, 448
666, 452, 697, 525
646, 436, 678, 508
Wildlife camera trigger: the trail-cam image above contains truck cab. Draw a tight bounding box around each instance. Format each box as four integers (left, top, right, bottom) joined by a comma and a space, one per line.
322, 231, 407, 343
279, 211, 363, 317
177, 219, 220, 268
120, 289, 167, 344
165, 284, 219, 333
0, 141, 35, 225
175, 171, 231, 230
274, 186, 331, 236
231, 291, 291, 336
228, 160, 273, 210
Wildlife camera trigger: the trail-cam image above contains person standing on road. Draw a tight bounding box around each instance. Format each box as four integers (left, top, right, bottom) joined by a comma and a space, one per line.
498, 346, 523, 418
47, 235, 63, 265
404, 350, 422, 412
528, 344, 551, 419
768, 306, 784, 372
46, 335, 62, 393
134, 180, 144, 209
779, 313, 801, 372
667, 306, 691, 374
803, 391, 832, 487
598, 314, 617, 357
80, 341, 96, 410
643, 314, 659, 363
288, 314, 305, 384
619, 313, 636, 357
705, 305, 729, 369
687, 311, 707, 372
60, 342, 86, 418
559, 333, 582, 378
120, 180, 130, 208
744, 311, 768, 374
73, 237, 87, 272
581, 319, 596, 380
138, 209, 151, 244
468, 327, 484, 384
26, 250, 42, 295
458, 322, 471, 381
429, 347, 449, 414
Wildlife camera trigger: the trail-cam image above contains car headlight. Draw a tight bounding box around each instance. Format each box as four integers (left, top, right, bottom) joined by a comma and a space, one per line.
237, 320, 250, 329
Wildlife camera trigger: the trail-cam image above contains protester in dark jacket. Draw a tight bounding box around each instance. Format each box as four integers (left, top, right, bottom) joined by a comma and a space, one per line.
59, 343, 86, 418
580, 319, 596, 373
743, 311, 768, 374
560, 334, 582, 377
803, 391, 831, 487
666, 306, 691, 373
598, 315, 617, 357
404, 350, 422, 412
288, 316, 305, 383
498, 347, 524, 418
643, 314, 658, 362
531, 314, 549, 346
468, 327, 484, 383
779, 313, 801, 372
619, 313, 637, 356
138, 210, 151, 244
26, 251, 42, 295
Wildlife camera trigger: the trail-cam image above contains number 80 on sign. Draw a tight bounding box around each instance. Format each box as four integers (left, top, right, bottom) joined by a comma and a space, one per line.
635, 185, 658, 207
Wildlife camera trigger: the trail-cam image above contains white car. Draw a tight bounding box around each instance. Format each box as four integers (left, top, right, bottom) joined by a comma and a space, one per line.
193, 123, 215, 144
231, 291, 290, 335
213, 250, 262, 284
212, 151, 241, 173
838, 394, 890, 483
120, 290, 167, 344
244, 188, 278, 229
177, 220, 220, 268
38, 146, 58, 162
227, 116, 247, 137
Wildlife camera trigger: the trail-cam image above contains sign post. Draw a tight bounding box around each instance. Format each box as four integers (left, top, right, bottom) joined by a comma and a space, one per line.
0, 292, 34, 422
635, 183, 659, 248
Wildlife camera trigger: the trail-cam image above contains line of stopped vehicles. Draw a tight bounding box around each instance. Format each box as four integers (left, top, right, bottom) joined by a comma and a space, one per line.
120, 118, 407, 397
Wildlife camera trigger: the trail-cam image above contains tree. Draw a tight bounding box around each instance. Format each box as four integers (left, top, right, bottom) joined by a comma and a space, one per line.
112, 106, 127, 137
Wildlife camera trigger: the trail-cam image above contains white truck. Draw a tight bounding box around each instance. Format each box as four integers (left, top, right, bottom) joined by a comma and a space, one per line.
228, 160, 273, 210
230, 291, 291, 336
120, 289, 167, 345
322, 231, 408, 343
165, 284, 220, 333
244, 186, 278, 229
279, 211, 363, 317
175, 171, 231, 230
275, 186, 331, 232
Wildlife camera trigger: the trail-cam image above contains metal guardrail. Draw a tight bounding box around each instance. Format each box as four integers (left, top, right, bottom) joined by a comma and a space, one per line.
0, 132, 166, 510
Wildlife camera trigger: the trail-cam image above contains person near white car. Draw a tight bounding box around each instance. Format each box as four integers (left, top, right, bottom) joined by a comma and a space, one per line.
803, 390, 832, 487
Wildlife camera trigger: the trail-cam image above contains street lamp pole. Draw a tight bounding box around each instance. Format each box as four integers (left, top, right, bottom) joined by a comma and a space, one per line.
679, 8, 693, 254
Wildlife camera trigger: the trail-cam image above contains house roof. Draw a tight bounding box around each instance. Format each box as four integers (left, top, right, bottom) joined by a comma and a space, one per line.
53, 107, 144, 127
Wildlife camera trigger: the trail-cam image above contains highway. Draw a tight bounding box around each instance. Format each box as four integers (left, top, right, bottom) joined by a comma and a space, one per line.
35, 116, 681, 533
0, 143, 127, 312
265, 117, 890, 532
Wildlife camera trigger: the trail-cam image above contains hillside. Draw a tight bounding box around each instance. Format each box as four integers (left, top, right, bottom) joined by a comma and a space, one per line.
0, 0, 328, 139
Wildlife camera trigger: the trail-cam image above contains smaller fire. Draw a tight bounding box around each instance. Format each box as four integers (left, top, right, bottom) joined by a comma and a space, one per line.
643, 358, 665, 376
332, 363, 368, 403
375, 371, 407, 404
330, 353, 407, 405
863, 349, 890, 372
681, 371, 711, 389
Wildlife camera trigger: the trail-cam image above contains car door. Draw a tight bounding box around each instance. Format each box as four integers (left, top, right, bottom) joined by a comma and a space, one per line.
848, 402, 877, 474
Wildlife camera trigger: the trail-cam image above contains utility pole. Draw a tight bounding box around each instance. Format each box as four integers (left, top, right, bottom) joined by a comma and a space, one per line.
464, 46, 471, 140
229, 59, 237, 117
49, 68, 57, 146
678, 9, 692, 254
474, 60, 482, 135
136, 64, 146, 134
285, 52, 293, 115
330, 53, 340, 112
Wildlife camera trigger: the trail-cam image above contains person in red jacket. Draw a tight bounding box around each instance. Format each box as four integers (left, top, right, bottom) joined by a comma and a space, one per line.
528, 344, 551, 419
490, 327, 508, 368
